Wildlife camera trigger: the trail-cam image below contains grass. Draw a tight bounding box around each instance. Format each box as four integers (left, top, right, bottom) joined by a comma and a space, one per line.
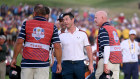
0, 0, 139, 7
0, 0, 140, 18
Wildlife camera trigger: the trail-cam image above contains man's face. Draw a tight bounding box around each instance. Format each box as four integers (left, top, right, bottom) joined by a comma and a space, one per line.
94, 13, 103, 27
63, 15, 74, 29
45, 14, 49, 21
59, 19, 66, 29
0, 38, 5, 44
130, 34, 136, 40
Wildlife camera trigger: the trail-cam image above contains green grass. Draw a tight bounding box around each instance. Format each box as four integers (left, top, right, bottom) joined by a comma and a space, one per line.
0, 0, 140, 18
0, 0, 139, 7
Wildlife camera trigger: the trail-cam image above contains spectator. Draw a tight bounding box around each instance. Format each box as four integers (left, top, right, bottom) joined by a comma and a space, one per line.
0, 35, 7, 79
121, 29, 140, 79
131, 13, 139, 28
0, 25, 4, 35
10, 23, 18, 45
122, 28, 129, 39
118, 13, 125, 23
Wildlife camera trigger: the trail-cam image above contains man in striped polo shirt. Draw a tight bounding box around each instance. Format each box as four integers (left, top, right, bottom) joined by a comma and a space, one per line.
94, 11, 122, 79
11, 4, 62, 79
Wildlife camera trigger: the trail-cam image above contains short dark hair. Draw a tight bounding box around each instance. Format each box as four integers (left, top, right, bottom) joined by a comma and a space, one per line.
34, 4, 46, 16
63, 12, 74, 19
45, 6, 50, 15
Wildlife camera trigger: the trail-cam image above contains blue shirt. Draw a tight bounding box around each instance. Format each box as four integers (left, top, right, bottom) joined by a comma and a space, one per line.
18, 16, 60, 68
98, 22, 110, 59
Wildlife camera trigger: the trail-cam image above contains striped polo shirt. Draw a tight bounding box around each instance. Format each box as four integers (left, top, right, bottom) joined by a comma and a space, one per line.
18, 16, 60, 68
98, 22, 110, 59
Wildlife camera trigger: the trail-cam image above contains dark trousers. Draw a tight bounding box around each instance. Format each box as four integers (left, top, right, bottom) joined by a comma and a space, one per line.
123, 62, 139, 79
51, 61, 62, 79
52, 73, 62, 79
62, 60, 85, 79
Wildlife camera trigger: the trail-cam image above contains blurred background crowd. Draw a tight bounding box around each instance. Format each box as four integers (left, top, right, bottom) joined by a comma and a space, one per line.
0, 4, 140, 47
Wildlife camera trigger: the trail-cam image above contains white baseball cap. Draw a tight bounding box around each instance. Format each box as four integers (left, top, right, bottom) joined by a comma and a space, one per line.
0, 35, 6, 40
129, 29, 136, 35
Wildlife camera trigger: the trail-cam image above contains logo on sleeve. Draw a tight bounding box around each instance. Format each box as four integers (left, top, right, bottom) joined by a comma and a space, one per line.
32, 27, 45, 40
113, 31, 119, 43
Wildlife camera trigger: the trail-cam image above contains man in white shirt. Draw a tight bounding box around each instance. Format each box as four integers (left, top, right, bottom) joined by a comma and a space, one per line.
121, 29, 140, 79
59, 12, 93, 79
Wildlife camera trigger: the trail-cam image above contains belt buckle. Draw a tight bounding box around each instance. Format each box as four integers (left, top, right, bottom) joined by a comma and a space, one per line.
72, 61, 74, 64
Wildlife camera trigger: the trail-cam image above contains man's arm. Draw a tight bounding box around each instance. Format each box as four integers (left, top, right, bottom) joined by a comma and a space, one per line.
11, 21, 26, 68
53, 43, 62, 65
85, 46, 94, 73
53, 43, 62, 73
11, 38, 24, 68
99, 28, 110, 73
104, 46, 110, 64
103, 46, 110, 73
51, 25, 62, 73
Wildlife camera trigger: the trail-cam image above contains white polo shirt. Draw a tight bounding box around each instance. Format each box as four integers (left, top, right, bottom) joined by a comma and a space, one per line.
59, 27, 90, 61
121, 39, 140, 63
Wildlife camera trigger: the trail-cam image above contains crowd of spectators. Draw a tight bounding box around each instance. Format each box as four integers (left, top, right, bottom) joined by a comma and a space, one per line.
0, 4, 140, 46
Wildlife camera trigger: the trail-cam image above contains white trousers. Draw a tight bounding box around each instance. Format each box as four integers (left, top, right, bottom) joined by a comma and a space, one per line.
95, 59, 120, 79
0, 62, 6, 79
21, 67, 49, 79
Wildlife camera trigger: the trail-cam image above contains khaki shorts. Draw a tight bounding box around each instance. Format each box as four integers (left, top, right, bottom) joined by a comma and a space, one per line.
21, 67, 49, 79
95, 59, 120, 79
0, 62, 6, 79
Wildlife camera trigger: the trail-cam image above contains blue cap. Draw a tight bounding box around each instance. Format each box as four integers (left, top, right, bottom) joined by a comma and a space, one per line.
58, 13, 64, 20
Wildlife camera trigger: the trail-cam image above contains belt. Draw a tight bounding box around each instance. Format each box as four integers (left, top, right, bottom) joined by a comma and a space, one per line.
123, 62, 137, 64
63, 60, 83, 64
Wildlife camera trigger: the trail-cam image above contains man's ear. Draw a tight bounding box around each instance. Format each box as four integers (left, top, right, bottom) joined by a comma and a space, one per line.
33, 12, 36, 17
72, 18, 74, 23
45, 14, 49, 20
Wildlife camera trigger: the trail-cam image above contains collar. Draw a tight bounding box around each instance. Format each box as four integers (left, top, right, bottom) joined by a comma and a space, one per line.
101, 22, 110, 27
65, 27, 79, 33
33, 16, 47, 21
128, 39, 135, 43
